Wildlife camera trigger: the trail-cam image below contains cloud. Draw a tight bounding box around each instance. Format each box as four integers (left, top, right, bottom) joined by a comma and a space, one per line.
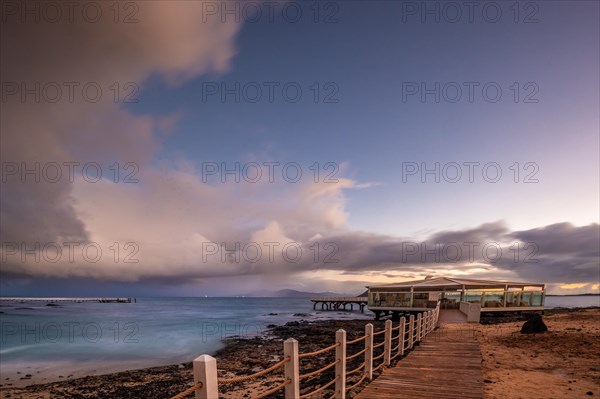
1, 1, 242, 245
1, 3, 598, 295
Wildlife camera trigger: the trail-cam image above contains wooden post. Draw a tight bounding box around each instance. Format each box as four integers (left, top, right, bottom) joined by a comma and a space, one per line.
335, 329, 346, 399
429, 310, 434, 332
384, 319, 392, 366
416, 313, 422, 343
365, 323, 374, 381
408, 315, 414, 349
425, 311, 431, 334
284, 338, 300, 399
399, 316, 406, 357
193, 355, 218, 399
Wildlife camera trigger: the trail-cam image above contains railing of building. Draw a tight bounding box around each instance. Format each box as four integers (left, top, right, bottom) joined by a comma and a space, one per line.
171, 304, 440, 399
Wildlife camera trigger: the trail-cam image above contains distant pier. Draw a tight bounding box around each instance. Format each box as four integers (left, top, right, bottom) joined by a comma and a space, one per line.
310, 296, 368, 312
0, 297, 134, 303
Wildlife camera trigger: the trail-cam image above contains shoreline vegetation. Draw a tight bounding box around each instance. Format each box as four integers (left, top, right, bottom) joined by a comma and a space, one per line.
1, 307, 598, 399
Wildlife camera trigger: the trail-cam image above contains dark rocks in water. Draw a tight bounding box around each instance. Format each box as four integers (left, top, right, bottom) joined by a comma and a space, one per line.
268, 313, 278, 316
15, 307, 35, 310
520, 314, 548, 334
46, 303, 61, 307
266, 324, 277, 328
285, 321, 300, 327
293, 313, 310, 317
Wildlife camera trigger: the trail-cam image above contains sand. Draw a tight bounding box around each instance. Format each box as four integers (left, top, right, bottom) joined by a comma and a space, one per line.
1, 309, 598, 399
477, 308, 600, 399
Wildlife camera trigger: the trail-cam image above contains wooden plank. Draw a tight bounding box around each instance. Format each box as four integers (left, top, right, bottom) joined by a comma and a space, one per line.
356, 330, 483, 399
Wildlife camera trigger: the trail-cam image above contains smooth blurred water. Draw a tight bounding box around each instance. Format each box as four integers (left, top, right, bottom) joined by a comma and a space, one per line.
0, 297, 371, 384
544, 295, 600, 309
0, 295, 597, 385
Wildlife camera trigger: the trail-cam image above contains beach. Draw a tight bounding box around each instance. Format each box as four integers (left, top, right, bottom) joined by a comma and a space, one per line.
1, 307, 599, 399
478, 308, 600, 398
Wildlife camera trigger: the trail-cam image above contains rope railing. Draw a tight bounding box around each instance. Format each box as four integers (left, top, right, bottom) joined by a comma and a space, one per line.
253, 379, 291, 399
300, 375, 339, 398
298, 342, 340, 359
217, 357, 289, 385
346, 373, 367, 392
373, 361, 386, 372
347, 347, 368, 361
372, 340, 385, 349
299, 359, 339, 380
170, 381, 203, 399
347, 334, 367, 345
170, 302, 441, 399
346, 361, 366, 376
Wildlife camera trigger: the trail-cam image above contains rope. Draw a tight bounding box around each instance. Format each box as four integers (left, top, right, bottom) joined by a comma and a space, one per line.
347, 347, 368, 360
299, 376, 339, 398
299, 359, 339, 380
327, 390, 339, 399
372, 340, 385, 349
346, 373, 367, 392
299, 343, 340, 359
346, 362, 365, 376
391, 351, 401, 360
373, 352, 385, 361
253, 379, 291, 399
170, 381, 203, 399
372, 329, 386, 336
373, 361, 386, 372
391, 343, 401, 352
218, 357, 289, 385
347, 334, 367, 345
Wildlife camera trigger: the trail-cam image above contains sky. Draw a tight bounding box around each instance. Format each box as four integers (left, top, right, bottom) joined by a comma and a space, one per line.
1, 0, 599, 296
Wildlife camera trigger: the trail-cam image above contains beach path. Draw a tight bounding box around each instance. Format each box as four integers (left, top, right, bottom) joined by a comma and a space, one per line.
357, 329, 484, 399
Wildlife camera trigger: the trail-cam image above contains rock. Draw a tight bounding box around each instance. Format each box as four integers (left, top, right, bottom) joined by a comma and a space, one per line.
520, 314, 548, 334
484, 379, 493, 383
586, 392, 593, 396
177, 364, 184, 369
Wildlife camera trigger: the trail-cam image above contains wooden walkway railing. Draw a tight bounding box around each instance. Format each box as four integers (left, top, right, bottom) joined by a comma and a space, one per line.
171, 304, 440, 399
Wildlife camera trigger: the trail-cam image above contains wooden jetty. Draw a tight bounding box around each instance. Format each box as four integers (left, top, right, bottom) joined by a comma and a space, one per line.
310, 296, 368, 312
0, 297, 134, 303
356, 328, 483, 399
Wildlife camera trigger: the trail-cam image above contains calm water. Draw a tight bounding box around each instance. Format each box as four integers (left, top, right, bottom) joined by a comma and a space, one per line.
0, 295, 597, 385
0, 297, 371, 385
544, 295, 600, 309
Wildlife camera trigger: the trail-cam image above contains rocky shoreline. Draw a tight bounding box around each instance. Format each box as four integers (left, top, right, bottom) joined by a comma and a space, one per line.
1, 307, 598, 399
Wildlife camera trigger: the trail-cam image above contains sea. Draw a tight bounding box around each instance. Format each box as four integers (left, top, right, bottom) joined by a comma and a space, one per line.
0, 295, 598, 386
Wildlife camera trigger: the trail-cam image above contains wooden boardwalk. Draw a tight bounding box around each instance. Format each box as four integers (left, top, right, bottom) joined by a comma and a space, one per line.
357, 329, 483, 399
